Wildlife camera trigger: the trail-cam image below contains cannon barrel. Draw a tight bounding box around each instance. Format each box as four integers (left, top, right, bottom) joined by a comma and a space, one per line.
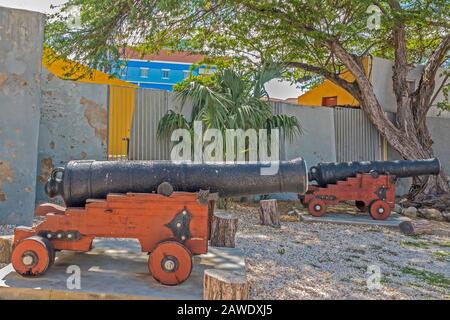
46, 158, 308, 207
308, 158, 440, 187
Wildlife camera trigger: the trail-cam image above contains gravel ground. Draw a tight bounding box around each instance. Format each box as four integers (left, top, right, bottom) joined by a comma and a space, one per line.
1, 202, 449, 299
232, 202, 450, 300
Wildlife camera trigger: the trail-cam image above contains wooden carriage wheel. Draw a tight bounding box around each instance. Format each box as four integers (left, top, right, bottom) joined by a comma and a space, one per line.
148, 241, 192, 286
307, 199, 327, 217
369, 200, 391, 220
11, 236, 55, 276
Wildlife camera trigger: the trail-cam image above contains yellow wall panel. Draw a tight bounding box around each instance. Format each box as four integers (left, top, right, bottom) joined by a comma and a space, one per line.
298, 56, 372, 107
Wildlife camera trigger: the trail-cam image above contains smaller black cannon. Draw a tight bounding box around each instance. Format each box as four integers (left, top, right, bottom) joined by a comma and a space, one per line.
308, 158, 440, 187
302, 158, 440, 220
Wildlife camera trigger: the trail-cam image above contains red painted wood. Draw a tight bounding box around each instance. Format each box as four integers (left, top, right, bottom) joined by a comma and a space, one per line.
15, 192, 209, 255
303, 173, 396, 220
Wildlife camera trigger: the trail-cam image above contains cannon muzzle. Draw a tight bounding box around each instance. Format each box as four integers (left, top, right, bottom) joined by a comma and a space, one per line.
309, 158, 440, 187
46, 159, 308, 207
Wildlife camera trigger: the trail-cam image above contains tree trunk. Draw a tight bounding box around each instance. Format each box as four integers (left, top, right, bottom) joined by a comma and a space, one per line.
204, 269, 248, 300
210, 211, 238, 248
259, 199, 280, 227
329, 40, 450, 202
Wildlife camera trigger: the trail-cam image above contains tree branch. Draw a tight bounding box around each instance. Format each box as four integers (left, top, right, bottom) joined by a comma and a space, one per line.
287, 61, 361, 99
387, 0, 414, 133
415, 33, 450, 119
429, 72, 450, 107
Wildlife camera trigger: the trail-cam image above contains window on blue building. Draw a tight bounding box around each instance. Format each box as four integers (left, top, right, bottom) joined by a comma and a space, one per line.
162, 69, 170, 79
119, 65, 127, 77
140, 67, 149, 78
183, 70, 190, 79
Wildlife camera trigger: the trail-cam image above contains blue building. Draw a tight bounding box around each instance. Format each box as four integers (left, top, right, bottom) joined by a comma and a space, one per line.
114, 49, 212, 91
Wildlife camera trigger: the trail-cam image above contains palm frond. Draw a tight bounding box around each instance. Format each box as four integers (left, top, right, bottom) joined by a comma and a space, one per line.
266, 114, 302, 142
157, 110, 190, 139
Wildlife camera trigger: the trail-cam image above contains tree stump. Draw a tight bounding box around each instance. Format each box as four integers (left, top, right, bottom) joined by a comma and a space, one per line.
399, 219, 432, 236
0, 236, 13, 264
210, 211, 238, 248
204, 269, 248, 300
259, 199, 280, 228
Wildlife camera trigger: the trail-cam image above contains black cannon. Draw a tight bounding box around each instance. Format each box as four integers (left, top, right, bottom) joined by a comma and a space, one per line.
308, 158, 440, 187
302, 158, 441, 220
46, 158, 308, 207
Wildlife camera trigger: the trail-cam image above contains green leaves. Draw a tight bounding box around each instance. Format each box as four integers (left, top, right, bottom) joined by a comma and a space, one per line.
158, 64, 302, 149
157, 110, 191, 139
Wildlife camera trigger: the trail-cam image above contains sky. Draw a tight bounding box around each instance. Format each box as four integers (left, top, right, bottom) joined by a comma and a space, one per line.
0, 0, 303, 99
0, 0, 67, 13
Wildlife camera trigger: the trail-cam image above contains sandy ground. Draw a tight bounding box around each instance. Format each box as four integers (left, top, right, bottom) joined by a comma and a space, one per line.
232, 201, 450, 300
1, 202, 449, 299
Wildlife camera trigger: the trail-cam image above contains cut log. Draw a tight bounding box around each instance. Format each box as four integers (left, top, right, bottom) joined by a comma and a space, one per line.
208, 199, 216, 240
210, 211, 238, 248
0, 235, 13, 264
399, 219, 432, 235
204, 269, 248, 300
259, 199, 280, 227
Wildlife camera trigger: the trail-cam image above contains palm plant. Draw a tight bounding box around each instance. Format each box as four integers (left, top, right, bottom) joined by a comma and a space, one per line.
157, 63, 302, 158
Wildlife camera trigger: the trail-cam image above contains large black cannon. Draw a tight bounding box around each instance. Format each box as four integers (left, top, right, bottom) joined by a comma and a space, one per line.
308, 158, 440, 187
46, 158, 309, 207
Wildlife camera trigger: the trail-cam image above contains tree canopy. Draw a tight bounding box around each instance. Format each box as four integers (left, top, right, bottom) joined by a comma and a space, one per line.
46, 0, 450, 197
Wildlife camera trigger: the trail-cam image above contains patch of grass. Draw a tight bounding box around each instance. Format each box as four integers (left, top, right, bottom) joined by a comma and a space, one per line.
432, 250, 450, 261
277, 248, 286, 255
380, 276, 391, 284
401, 266, 450, 289
350, 248, 366, 255
370, 244, 383, 251
366, 228, 382, 233
318, 257, 333, 263
432, 241, 450, 248
383, 249, 399, 256
400, 240, 431, 249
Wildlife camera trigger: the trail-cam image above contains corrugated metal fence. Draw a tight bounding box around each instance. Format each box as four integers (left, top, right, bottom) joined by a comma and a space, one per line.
108, 86, 385, 163
108, 86, 172, 160
128, 88, 171, 160
334, 107, 385, 162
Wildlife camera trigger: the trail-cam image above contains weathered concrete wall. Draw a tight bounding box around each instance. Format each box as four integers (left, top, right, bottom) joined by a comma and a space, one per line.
387, 115, 450, 196
427, 116, 450, 176
267, 102, 336, 200
36, 69, 108, 204
0, 6, 44, 225
371, 56, 450, 118
274, 102, 337, 164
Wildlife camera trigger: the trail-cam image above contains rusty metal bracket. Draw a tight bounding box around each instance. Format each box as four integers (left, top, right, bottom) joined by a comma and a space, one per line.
165, 207, 192, 242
